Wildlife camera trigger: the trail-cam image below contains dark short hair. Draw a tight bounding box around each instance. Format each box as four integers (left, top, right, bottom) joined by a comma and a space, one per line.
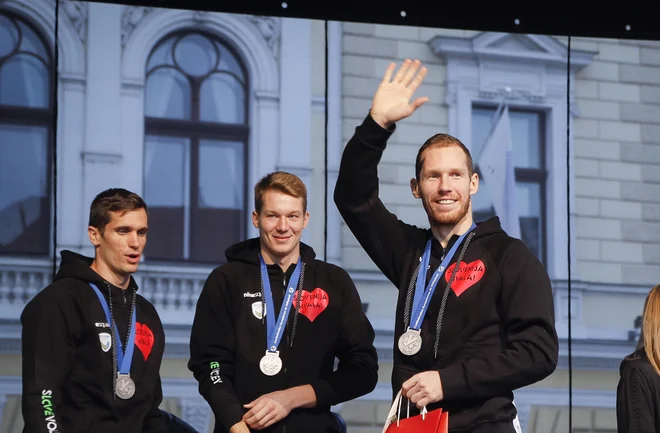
89, 188, 147, 233
254, 171, 307, 213
415, 133, 474, 180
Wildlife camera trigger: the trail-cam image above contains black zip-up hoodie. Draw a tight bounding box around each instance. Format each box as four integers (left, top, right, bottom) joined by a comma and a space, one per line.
333, 113, 559, 432
21, 250, 167, 433
188, 238, 379, 433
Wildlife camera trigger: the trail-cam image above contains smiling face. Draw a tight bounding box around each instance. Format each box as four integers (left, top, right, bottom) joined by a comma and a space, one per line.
89, 208, 148, 284
252, 189, 309, 267
411, 145, 479, 228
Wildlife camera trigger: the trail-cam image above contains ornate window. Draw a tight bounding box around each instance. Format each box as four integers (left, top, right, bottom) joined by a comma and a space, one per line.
471, 106, 547, 264
143, 30, 249, 263
430, 31, 595, 279
0, 11, 52, 256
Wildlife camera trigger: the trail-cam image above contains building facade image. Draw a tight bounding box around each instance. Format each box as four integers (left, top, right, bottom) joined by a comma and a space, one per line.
1, 1, 659, 432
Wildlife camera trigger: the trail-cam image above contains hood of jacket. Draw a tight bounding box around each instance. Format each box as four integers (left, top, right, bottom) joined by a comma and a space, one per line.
224, 237, 317, 267
54, 249, 139, 294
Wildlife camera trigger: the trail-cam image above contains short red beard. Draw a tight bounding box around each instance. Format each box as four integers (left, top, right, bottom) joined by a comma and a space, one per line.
422, 195, 471, 226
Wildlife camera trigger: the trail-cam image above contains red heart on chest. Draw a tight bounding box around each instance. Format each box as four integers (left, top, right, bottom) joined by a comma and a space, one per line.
444, 260, 486, 297
292, 288, 329, 322
134, 322, 154, 361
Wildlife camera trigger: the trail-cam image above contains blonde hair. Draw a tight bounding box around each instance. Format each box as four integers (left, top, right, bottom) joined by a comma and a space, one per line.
254, 171, 307, 214
640, 284, 660, 376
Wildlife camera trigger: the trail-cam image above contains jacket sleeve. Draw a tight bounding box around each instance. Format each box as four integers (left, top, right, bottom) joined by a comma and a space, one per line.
438, 239, 559, 399
21, 288, 77, 433
143, 318, 169, 433
616, 363, 656, 433
188, 269, 244, 432
334, 113, 425, 287
309, 267, 379, 406
142, 376, 168, 433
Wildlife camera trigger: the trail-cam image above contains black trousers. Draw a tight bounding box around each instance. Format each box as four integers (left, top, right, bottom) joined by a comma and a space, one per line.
461, 419, 517, 433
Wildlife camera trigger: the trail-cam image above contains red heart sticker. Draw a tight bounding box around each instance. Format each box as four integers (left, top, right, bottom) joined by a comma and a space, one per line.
445, 260, 485, 297
135, 322, 154, 361
292, 288, 329, 322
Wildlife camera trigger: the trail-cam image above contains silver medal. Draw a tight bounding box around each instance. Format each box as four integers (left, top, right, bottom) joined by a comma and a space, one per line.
115, 373, 136, 399
259, 351, 282, 376
398, 328, 422, 356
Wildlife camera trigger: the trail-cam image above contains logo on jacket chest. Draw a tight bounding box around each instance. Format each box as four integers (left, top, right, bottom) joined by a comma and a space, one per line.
251, 301, 266, 319
292, 288, 329, 322
98, 332, 112, 352
96, 322, 155, 361
445, 260, 485, 296
135, 322, 155, 361
249, 288, 331, 322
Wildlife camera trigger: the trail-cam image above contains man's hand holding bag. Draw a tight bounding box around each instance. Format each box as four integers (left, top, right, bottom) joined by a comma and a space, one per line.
382, 390, 448, 433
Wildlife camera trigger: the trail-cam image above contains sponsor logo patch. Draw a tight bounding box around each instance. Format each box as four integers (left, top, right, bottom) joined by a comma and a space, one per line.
98, 332, 112, 352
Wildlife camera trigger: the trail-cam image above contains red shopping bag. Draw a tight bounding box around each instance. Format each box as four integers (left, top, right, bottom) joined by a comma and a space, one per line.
382, 390, 448, 433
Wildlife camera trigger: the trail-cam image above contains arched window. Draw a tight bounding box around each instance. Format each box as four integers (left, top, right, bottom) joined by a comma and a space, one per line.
0, 11, 52, 256
143, 30, 249, 264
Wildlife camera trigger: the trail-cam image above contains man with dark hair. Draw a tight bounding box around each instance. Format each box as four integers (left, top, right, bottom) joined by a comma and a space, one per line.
188, 171, 378, 433
21, 188, 169, 433
334, 59, 558, 433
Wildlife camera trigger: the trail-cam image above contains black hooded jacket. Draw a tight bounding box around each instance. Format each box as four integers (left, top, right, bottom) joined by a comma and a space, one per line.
21, 250, 167, 433
333, 114, 559, 432
616, 348, 660, 433
188, 238, 379, 433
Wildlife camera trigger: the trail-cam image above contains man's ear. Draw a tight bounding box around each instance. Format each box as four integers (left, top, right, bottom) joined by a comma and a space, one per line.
88, 226, 101, 247
252, 210, 259, 229
302, 211, 310, 229
410, 178, 421, 199
469, 172, 479, 196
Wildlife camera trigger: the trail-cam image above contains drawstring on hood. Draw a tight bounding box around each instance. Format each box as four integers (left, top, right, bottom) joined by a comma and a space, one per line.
106, 280, 137, 401
55, 250, 139, 400
402, 231, 475, 359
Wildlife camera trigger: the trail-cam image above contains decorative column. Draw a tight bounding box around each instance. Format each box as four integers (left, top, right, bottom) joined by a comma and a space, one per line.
0, 394, 7, 427
180, 397, 212, 433
325, 20, 343, 265
56, 1, 88, 252
513, 402, 531, 433
277, 18, 313, 246
80, 2, 123, 256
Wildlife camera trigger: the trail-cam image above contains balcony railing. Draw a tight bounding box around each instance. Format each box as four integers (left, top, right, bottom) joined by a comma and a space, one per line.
0, 257, 214, 324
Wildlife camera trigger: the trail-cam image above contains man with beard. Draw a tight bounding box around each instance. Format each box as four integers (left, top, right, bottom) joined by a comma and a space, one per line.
334, 59, 559, 433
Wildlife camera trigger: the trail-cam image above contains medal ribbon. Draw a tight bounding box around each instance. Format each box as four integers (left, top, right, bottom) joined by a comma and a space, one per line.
409, 223, 476, 330
260, 255, 302, 353
89, 283, 136, 375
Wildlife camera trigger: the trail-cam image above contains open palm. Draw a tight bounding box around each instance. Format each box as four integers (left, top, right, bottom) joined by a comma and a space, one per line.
370, 59, 429, 128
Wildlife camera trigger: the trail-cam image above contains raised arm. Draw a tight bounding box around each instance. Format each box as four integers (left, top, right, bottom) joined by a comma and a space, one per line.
334, 59, 430, 286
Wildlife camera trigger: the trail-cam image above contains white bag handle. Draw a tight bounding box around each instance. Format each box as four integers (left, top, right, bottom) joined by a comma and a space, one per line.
381, 390, 429, 433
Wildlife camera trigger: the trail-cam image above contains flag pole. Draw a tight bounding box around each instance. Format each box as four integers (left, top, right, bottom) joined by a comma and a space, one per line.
478, 88, 509, 162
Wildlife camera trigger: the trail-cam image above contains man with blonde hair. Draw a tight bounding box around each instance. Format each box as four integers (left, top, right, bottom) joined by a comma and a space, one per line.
188, 171, 378, 433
